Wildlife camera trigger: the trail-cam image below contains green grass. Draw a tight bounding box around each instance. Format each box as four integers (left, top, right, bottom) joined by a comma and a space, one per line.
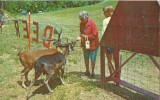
0, 0, 159, 100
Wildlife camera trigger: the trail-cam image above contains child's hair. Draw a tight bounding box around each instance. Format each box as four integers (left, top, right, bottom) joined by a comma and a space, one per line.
103, 6, 114, 13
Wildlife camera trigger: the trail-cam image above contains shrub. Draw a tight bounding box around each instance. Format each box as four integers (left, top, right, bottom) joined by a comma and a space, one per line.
3, 1, 102, 14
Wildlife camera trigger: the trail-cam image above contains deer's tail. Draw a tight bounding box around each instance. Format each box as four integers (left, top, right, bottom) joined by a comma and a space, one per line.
17, 50, 23, 56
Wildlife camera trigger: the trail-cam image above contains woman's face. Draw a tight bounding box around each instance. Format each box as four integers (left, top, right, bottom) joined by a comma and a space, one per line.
79, 17, 88, 24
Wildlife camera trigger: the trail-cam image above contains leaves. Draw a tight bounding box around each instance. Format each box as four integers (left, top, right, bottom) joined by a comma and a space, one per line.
3, 1, 102, 14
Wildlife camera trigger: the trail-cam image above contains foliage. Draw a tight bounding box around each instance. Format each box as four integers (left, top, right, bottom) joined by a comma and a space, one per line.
3, 1, 102, 14
3, 2, 19, 14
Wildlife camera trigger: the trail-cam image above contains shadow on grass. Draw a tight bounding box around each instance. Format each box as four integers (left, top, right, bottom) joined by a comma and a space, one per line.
105, 83, 154, 100
17, 72, 155, 100
66, 71, 101, 86
17, 77, 63, 99
66, 71, 155, 100
32, 78, 62, 92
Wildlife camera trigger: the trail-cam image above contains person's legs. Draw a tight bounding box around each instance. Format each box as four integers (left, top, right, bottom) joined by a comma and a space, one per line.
83, 49, 90, 76
84, 60, 90, 75
105, 47, 115, 74
91, 61, 95, 76
90, 48, 98, 78
106, 54, 114, 74
113, 48, 120, 79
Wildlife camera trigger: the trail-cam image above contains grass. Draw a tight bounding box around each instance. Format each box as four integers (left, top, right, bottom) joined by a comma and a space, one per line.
0, 0, 159, 100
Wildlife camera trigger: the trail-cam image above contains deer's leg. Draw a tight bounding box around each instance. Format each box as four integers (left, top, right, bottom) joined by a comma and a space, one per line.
21, 69, 30, 88
26, 71, 42, 99
44, 74, 53, 93
21, 69, 26, 88
25, 69, 31, 84
60, 68, 65, 85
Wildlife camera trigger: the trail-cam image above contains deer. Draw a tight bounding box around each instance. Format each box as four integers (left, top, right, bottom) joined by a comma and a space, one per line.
26, 39, 76, 99
18, 28, 76, 88
26, 52, 66, 99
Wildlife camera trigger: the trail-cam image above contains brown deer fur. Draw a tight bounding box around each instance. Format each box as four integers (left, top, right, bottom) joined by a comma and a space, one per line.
18, 48, 59, 88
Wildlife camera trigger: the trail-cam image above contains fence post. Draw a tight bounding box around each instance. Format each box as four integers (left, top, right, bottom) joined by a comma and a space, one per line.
100, 46, 106, 88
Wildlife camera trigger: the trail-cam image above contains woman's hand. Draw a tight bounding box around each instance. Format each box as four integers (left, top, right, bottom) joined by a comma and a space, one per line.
76, 35, 81, 41
80, 34, 85, 38
76, 34, 86, 41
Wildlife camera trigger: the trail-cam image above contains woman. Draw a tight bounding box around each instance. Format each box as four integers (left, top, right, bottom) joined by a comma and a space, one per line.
77, 11, 99, 78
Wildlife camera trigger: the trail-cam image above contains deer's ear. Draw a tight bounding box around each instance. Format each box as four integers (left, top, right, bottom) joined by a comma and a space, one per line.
57, 47, 63, 53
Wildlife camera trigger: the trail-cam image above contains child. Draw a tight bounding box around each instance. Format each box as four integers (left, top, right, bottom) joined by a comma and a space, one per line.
102, 6, 115, 74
